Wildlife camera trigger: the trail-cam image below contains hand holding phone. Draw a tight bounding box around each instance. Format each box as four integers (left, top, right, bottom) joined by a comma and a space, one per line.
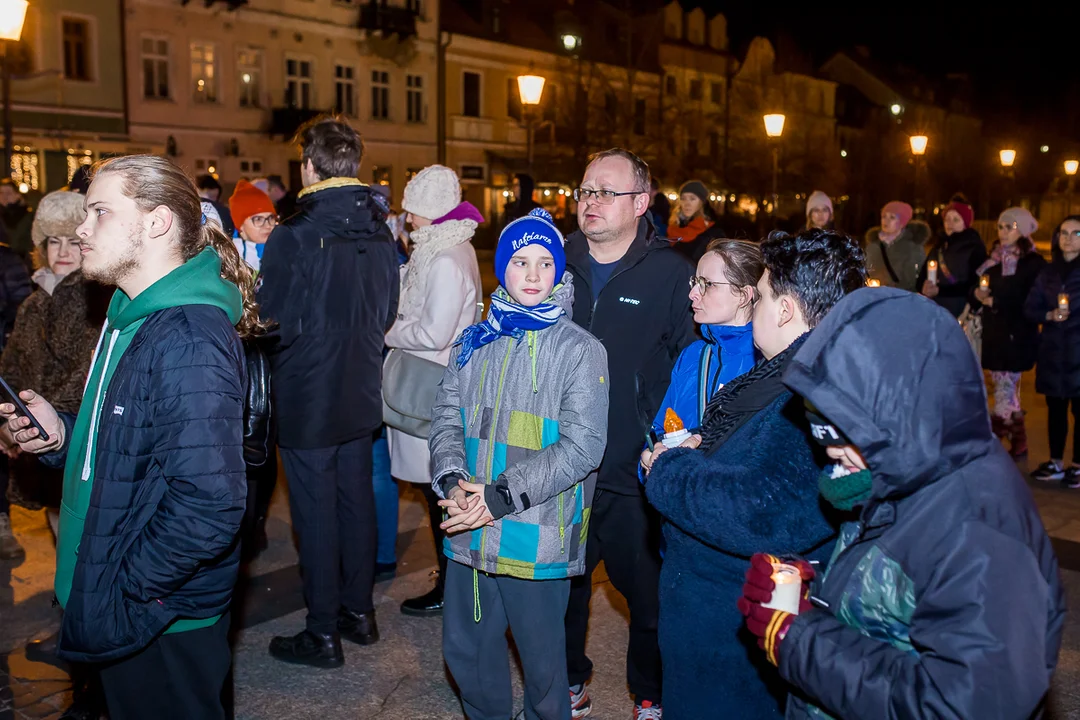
0, 385, 63, 454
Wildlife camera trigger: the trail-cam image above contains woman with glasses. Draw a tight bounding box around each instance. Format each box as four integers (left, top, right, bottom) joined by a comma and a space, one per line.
1027, 216, 1080, 485
974, 207, 1046, 456
919, 195, 987, 318
641, 239, 761, 469
229, 179, 279, 275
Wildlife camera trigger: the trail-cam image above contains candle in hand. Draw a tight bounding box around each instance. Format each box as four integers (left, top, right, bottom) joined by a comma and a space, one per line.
927, 260, 938, 284
867, 279, 881, 288
1060, 293, 1070, 312
980, 275, 990, 289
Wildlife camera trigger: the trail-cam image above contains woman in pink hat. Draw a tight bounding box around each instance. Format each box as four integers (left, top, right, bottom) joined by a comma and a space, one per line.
863, 201, 930, 290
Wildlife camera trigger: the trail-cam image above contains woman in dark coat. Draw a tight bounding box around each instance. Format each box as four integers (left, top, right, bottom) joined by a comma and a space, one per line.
919, 197, 988, 317
973, 207, 1046, 456
1026, 215, 1080, 484
640, 228, 865, 719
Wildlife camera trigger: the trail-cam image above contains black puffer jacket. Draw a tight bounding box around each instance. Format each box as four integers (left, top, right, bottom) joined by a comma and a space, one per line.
977, 249, 1046, 372
1026, 257, 1080, 397
565, 218, 695, 494
781, 288, 1064, 720
257, 179, 400, 449
918, 227, 988, 317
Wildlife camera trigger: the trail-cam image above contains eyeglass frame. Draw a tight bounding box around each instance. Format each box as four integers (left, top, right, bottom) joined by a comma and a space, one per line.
572, 187, 647, 205
249, 213, 279, 228
689, 275, 734, 295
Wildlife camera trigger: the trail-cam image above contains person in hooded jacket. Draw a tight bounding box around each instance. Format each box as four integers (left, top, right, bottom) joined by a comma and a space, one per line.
736, 287, 1065, 720
974, 207, 1046, 457
1026, 215, 1080, 485
919, 197, 988, 317
640, 228, 865, 719
504, 173, 542, 226
863, 201, 929, 290
257, 116, 400, 668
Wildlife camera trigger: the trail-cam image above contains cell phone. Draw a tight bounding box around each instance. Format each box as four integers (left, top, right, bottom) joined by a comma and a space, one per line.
645, 428, 659, 452
0, 375, 49, 442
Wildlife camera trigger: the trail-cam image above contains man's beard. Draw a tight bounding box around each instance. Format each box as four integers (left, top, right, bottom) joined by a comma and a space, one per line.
83, 225, 143, 286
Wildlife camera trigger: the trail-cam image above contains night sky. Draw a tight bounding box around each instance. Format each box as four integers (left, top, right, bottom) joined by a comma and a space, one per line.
693, 4, 1080, 133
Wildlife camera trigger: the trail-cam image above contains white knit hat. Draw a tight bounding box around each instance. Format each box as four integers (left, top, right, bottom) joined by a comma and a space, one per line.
402, 165, 461, 221
805, 190, 833, 216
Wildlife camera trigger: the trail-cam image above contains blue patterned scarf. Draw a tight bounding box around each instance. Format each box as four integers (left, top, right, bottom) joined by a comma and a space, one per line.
455, 290, 564, 369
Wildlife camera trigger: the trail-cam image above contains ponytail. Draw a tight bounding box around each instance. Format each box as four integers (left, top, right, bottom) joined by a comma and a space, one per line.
198, 224, 269, 339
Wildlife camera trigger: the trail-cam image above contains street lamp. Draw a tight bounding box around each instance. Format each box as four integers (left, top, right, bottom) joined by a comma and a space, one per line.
0, 0, 28, 182
999, 149, 1017, 207
561, 34, 581, 53
909, 135, 928, 214
517, 74, 546, 175
1066, 160, 1078, 176
763, 113, 785, 215
909, 135, 928, 155
1066, 160, 1079, 215
999, 149, 1016, 168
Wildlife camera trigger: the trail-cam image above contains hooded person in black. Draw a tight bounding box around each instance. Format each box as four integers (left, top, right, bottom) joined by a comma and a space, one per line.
737, 287, 1064, 719
504, 173, 542, 226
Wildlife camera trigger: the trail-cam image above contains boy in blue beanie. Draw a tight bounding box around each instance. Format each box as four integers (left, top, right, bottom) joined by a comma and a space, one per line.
429, 208, 610, 720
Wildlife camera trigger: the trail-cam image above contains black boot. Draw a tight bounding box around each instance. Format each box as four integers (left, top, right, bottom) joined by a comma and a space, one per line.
338, 608, 379, 646
401, 570, 444, 616
268, 629, 344, 668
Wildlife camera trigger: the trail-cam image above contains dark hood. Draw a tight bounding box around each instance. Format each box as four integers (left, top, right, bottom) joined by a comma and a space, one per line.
783, 287, 996, 500
296, 178, 388, 240
515, 173, 536, 199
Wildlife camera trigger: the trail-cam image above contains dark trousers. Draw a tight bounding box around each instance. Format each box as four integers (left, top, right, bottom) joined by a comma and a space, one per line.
421, 482, 448, 590
1047, 396, 1080, 463
243, 446, 278, 533
0, 455, 8, 515
444, 561, 571, 720
280, 434, 376, 633
99, 616, 231, 720
565, 488, 663, 703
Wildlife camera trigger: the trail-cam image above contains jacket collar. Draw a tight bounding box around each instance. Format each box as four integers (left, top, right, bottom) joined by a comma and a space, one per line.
565, 217, 662, 274
297, 177, 366, 200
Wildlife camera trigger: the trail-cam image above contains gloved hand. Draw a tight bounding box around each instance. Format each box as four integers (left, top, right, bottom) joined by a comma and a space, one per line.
737, 553, 814, 666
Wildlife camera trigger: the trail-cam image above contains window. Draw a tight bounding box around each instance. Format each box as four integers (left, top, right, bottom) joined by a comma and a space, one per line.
689, 79, 702, 101
463, 71, 481, 117
406, 74, 424, 123
62, 18, 91, 81
141, 36, 169, 99
190, 42, 217, 103
710, 81, 722, 104
237, 48, 262, 108
372, 166, 391, 191
461, 165, 485, 181
506, 77, 522, 121
665, 75, 676, 96
194, 158, 220, 177
286, 58, 313, 109
371, 69, 390, 120
633, 98, 646, 135
604, 91, 617, 125
335, 64, 356, 116
405, 167, 422, 182
239, 159, 264, 174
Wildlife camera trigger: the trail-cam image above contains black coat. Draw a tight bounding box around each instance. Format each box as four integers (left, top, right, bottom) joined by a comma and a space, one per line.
1026, 257, 1080, 397
917, 227, 987, 317
257, 180, 400, 449
0, 243, 31, 349
44, 305, 247, 663
565, 218, 695, 494
782, 288, 1064, 720
670, 221, 725, 266
978, 250, 1046, 372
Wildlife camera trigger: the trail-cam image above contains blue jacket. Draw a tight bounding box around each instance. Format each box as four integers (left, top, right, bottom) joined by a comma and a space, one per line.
651, 323, 757, 434
781, 288, 1065, 720
645, 388, 837, 719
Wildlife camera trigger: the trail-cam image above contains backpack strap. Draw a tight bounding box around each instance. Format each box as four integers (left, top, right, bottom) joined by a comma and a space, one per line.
879, 241, 901, 284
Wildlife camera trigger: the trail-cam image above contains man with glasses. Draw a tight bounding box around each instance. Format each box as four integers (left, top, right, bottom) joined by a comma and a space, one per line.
563, 148, 694, 719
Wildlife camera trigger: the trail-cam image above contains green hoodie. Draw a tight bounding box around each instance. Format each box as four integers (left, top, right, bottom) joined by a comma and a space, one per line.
54, 247, 241, 635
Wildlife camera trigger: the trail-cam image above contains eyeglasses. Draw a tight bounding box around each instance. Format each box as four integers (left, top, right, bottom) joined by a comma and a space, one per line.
689, 276, 733, 295
997, 221, 1018, 231
572, 187, 644, 205
250, 214, 279, 228
1062, 230, 1080, 239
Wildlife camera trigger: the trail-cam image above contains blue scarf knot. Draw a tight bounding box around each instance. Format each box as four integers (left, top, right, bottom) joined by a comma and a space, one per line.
455, 291, 564, 368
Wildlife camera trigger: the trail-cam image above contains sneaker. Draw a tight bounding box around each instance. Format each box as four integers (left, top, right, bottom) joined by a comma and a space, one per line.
1032, 461, 1065, 482
1065, 467, 1080, 489
634, 700, 663, 720
0, 512, 24, 561
570, 683, 592, 718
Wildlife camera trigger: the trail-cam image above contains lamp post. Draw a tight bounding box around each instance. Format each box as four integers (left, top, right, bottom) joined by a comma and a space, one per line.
517, 74, 546, 175
1000, 148, 1017, 207
0, 0, 28, 182
909, 135, 928, 214
1066, 160, 1078, 215
763, 113, 785, 215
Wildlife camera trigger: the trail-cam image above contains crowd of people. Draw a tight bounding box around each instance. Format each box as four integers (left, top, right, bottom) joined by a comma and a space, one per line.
0, 115, 1069, 720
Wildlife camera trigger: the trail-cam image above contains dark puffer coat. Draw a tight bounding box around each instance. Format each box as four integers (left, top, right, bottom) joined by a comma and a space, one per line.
978, 249, 1046, 372
1026, 258, 1080, 398
780, 288, 1064, 720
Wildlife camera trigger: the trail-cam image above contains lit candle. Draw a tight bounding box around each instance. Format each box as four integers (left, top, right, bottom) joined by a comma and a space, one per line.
867, 279, 881, 288
1060, 293, 1070, 312
979, 275, 990, 289
927, 260, 938, 284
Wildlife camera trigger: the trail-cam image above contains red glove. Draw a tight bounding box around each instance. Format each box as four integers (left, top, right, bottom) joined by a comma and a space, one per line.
737, 553, 815, 666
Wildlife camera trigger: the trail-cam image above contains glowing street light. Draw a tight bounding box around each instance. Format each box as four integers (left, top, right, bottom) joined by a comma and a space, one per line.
763, 113, 785, 138
763, 114, 786, 216
561, 34, 581, 53
909, 135, 928, 156
890, 103, 903, 116
999, 149, 1016, 168
0, 0, 28, 42
516, 75, 546, 106
1066, 160, 1079, 176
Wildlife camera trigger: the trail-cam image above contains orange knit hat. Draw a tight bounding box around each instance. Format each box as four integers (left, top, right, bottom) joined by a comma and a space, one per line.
228, 179, 276, 230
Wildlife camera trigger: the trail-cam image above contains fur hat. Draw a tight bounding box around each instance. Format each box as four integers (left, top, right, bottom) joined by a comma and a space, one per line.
402, 165, 461, 221
32, 191, 86, 248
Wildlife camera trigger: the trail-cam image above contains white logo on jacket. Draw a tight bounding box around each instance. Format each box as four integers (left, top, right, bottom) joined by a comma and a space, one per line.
619, 296, 641, 305
113, 406, 125, 416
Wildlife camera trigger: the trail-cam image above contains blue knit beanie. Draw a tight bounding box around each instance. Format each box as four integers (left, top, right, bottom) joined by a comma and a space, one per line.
495, 207, 565, 286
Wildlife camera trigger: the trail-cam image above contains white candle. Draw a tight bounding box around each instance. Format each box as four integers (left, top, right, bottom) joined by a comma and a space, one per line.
761, 563, 803, 615
927, 260, 938, 284
1060, 293, 1070, 312
980, 275, 990, 289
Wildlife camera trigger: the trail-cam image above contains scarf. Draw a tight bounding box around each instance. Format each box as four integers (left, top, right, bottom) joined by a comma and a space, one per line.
698, 333, 809, 454
977, 242, 1023, 278
455, 289, 564, 369
399, 216, 478, 316
819, 464, 873, 511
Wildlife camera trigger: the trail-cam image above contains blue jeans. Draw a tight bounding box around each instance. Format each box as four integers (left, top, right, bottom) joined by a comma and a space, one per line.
371, 429, 397, 565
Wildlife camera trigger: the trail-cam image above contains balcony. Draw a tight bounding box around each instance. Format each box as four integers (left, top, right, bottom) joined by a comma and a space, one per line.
269, 108, 327, 139
180, 0, 248, 9
359, 1, 418, 40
